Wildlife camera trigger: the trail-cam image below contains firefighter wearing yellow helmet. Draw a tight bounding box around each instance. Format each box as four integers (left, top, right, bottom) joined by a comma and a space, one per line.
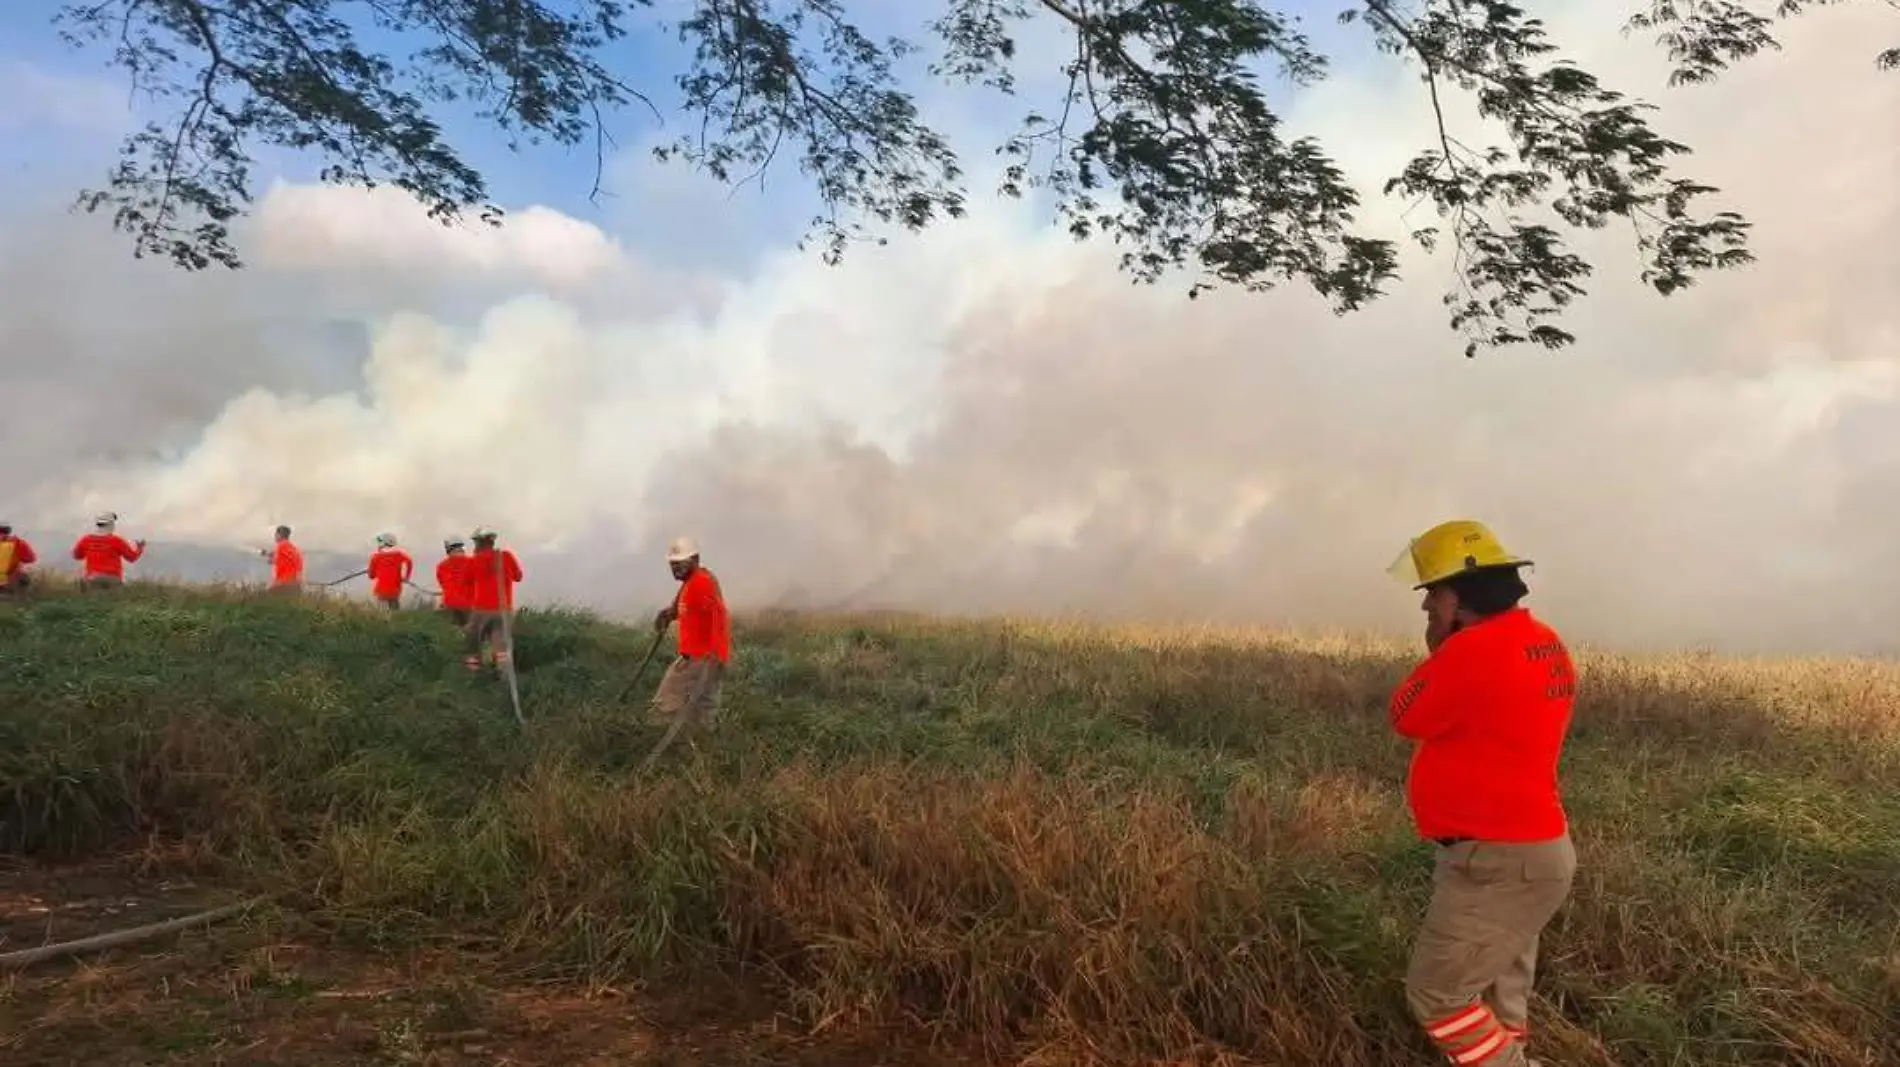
1386, 520, 1578, 1067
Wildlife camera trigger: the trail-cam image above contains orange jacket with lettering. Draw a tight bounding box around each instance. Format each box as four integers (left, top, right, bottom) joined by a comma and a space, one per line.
466, 547, 522, 611
71, 533, 143, 578
435, 555, 473, 610
1388, 608, 1575, 842
271, 541, 304, 585
367, 548, 414, 599
0, 535, 36, 579
676, 567, 731, 662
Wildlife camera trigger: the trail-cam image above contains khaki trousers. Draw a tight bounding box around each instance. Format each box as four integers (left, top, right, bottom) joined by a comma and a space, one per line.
464, 610, 509, 664
1405, 834, 1576, 1066
651, 654, 725, 728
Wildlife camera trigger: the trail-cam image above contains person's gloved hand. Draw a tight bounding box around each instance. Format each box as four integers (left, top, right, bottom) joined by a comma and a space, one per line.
653, 606, 676, 633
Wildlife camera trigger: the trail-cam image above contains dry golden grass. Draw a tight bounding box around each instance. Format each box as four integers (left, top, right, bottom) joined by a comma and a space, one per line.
2, 585, 1898, 1065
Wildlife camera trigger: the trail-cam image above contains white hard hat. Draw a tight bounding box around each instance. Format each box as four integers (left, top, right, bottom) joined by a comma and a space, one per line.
471, 526, 497, 541
94, 511, 118, 528
375, 532, 396, 547
444, 537, 465, 551
666, 536, 700, 562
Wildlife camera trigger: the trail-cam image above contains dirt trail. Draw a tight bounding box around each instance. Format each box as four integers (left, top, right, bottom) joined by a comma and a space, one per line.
0, 860, 976, 1067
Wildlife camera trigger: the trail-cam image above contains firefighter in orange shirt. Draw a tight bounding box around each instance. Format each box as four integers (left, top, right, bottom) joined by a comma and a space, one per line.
261, 525, 304, 593
1386, 520, 1579, 1067
435, 537, 473, 626
367, 533, 414, 610
0, 521, 38, 593
651, 536, 730, 730
72, 512, 145, 589
463, 527, 521, 673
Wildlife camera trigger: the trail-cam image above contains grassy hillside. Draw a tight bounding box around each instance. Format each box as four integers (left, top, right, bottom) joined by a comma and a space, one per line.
3, 582, 1899, 1065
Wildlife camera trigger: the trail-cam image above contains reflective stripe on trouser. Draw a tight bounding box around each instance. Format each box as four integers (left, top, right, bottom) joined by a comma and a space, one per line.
1422, 1003, 1512, 1064
1406, 834, 1576, 1066
651, 655, 724, 726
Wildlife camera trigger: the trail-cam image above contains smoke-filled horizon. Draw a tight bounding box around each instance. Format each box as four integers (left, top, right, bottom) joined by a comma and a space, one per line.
2, 6, 1896, 655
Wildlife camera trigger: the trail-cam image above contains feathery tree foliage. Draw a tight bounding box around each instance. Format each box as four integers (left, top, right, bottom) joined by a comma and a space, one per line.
49, 0, 1897, 355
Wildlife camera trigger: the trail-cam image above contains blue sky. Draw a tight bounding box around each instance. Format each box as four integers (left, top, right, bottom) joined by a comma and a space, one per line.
0, 3, 695, 236
1, 2, 982, 259
0, 0, 1382, 271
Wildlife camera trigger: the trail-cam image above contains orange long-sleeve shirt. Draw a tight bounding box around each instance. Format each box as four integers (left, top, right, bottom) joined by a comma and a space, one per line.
367, 548, 414, 599
676, 567, 731, 662
0, 535, 36, 579
270, 541, 304, 585
71, 532, 143, 578
1388, 607, 1575, 843
466, 547, 521, 611
435, 555, 473, 609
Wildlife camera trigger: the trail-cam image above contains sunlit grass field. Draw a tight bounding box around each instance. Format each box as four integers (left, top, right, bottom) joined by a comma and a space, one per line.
3, 580, 1897, 1065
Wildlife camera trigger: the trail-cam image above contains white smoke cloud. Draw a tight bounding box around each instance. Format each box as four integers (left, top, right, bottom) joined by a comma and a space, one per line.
252, 180, 627, 290
2, 3, 1896, 654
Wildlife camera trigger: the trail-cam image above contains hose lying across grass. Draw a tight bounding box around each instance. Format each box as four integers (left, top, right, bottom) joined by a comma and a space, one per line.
0, 895, 273, 971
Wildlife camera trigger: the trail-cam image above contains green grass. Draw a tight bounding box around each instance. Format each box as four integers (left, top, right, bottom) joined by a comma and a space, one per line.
3, 581, 1899, 1065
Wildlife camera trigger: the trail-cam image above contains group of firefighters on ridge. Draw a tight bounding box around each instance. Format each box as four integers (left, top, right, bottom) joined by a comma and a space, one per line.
0, 511, 1571, 1066
0, 514, 732, 732
259, 525, 731, 729
0, 511, 148, 592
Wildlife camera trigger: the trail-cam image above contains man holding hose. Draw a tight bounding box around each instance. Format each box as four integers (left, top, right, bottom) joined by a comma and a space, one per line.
72, 512, 144, 589
261, 525, 304, 594
1386, 520, 1578, 1067
463, 527, 522, 674
436, 537, 473, 626
367, 533, 413, 610
651, 536, 730, 730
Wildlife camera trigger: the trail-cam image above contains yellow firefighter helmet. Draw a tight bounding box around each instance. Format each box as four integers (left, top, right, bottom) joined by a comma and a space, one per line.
1387, 519, 1532, 590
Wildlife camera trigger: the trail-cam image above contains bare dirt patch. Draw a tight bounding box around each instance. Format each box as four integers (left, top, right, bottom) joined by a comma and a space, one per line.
0, 861, 977, 1067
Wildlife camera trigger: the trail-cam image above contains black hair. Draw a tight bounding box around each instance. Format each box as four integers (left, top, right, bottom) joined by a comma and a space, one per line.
1442, 565, 1530, 617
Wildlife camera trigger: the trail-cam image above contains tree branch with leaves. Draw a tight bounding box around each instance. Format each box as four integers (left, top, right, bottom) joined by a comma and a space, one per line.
47, 0, 1896, 355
